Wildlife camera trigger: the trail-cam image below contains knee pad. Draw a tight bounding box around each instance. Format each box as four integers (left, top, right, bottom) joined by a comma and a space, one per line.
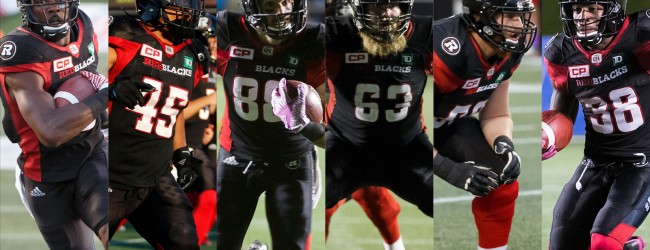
591, 233, 623, 250
435, 117, 501, 168
169, 223, 199, 250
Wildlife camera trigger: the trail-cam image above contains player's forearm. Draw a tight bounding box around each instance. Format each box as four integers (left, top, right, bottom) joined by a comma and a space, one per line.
183, 94, 215, 118
173, 112, 188, 150
480, 116, 513, 148
550, 89, 579, 123
29, 103, 97, 148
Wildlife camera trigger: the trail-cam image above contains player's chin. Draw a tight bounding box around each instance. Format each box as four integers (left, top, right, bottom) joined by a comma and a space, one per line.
359, 32, 407, 57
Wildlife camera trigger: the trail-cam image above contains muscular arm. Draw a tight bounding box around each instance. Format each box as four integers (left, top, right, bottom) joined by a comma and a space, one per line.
108, 47, 116, 70
479, 79, 513, 148
6, 72, 97, 148
183, 91, 216, 119
173, 111, 187, 150
550, 88, 579, 123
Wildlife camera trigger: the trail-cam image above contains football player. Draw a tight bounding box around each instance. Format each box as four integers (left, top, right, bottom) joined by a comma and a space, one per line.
433, 0, 536, 249
544, 0, 650, 249
107, 0, 209, 248
0, 0, 109, 248
214, 0, 325, 249
325, 0, 433, 237
323, 1, 405, 249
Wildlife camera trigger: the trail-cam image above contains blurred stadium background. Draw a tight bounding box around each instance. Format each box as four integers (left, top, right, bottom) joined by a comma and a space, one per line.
541, 2, 650, 250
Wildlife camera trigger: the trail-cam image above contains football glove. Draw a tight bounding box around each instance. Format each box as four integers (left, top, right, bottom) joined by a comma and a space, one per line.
172, 146, 200, 190
271, 78, 310, 131
80, 71, 108, 91
434, 154, 500, 197
542, 144, 558, 161
109, 76, 155, 109
494, 135, 521, 184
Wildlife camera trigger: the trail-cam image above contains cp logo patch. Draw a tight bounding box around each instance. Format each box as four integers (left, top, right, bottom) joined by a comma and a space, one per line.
441, 37, 461, 55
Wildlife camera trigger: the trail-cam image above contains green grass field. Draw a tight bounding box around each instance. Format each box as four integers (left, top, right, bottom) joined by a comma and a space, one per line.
542, 136, 650, 250
433, 57, 543, 249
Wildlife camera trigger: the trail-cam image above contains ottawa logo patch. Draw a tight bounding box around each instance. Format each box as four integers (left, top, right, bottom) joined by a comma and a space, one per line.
441, 37, 461, 55
0, 41, 17, 60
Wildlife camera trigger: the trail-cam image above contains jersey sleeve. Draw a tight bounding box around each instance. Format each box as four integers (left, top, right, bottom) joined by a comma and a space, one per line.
543, 34, 571, 94
634, 10, 650, 74
215, 10, 231, 76
432, 17, 470, 94
306, 23, 326, 88
108, 17, 141, 82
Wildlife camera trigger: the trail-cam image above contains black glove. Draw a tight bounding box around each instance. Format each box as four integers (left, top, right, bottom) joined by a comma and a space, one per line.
493, 135, 521, 184
109, 76, 156, 109
172, 147, 201, 190
434, 154, 500, 196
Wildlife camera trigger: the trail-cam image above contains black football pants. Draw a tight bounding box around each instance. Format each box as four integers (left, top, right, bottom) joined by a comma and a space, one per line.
216, 148, 313, 250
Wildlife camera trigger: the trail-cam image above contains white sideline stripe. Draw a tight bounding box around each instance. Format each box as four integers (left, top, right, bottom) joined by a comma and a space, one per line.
514, 137, 541, 145
514, 124, 537, 132
510, 83, 541, 93
511, 106, 540, 114
434, 189, 542, 204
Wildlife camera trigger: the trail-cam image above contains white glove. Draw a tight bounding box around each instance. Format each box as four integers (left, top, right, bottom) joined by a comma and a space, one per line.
271, 78, 310, 131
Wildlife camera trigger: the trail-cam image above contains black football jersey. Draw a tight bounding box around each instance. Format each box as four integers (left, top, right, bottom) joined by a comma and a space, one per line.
433, 14, 524, 130
216, 10, 325, 160
109, 16, 208, 188
0, 11, 103, 182
544, 11, 650, 162
326, 15, 433, 148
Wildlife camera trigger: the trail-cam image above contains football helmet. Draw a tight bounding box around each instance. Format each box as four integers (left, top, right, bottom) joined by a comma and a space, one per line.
462, 0, 537, 53
17, 0, 79, 42
349, 0, 413, 43
241, 0, 308, 40
136, 0, 206, 39
559, 0, 626, 47
326, 0, 352, 17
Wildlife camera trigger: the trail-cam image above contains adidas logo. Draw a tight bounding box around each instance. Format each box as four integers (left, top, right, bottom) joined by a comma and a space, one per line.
30, 187, 45, 197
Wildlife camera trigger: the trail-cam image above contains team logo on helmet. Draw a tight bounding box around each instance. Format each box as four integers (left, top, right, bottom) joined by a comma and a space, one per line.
441, 37, 461, 56
0, 41, 17, 61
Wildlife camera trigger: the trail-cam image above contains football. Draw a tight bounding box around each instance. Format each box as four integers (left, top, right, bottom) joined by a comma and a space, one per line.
285, 79, 324, 123
542, 110, 573, 151
53, 75, 97, 131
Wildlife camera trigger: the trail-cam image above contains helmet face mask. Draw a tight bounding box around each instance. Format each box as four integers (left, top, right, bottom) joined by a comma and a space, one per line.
137, 0, 206, 39
350, 0, 413, 43
18, 0, 79, 42
241, 0, 307, 40
462, 0, 537, 53
559, 0, 626, 48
